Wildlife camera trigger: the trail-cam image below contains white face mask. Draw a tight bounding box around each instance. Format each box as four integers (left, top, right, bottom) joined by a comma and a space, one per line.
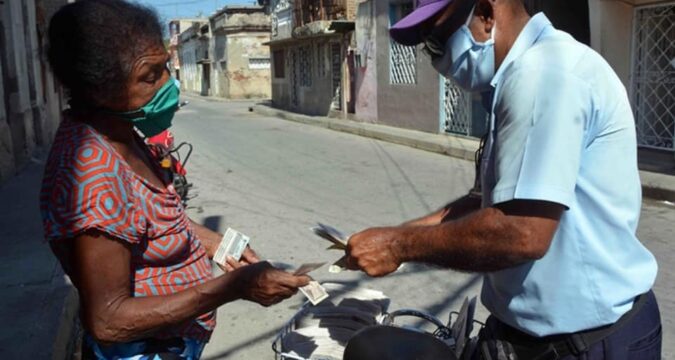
431, 7, 496, 93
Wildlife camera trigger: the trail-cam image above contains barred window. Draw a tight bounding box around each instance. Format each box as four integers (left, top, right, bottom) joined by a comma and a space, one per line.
317, 43, 327, 77
299, 45, 312, 87
389, 2, 417, 84
249, 57, 271, 70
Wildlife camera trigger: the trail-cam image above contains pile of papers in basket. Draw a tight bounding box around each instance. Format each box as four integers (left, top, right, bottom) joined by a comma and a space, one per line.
282, 283, 391, 360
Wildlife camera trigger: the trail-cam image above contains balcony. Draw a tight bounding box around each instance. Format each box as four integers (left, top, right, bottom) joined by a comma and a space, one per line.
293, 0, 348, 28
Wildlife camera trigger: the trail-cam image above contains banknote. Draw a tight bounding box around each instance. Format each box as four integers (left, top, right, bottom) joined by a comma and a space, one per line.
213, 228, 250, 267
293, 262, 326, 276
300, 281, 330, 305
311, 223, 348, 250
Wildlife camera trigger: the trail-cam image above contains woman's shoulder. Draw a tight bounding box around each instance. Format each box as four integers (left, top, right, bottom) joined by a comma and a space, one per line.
46, 116, 123, 178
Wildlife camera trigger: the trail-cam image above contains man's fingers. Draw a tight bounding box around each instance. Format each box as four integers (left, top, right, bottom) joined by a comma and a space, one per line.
344, 255, 361, 270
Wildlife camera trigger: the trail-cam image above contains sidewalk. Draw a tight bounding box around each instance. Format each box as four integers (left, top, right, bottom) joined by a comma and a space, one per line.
251, 103, 675, 202
0, 154, 79, 360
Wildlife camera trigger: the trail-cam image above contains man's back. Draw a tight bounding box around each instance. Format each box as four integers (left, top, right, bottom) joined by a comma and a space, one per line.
481, 14, 658, 337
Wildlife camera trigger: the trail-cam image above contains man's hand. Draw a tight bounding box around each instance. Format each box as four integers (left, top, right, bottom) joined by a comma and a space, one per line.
234, 261, 310, 307
346, 227, 404, 277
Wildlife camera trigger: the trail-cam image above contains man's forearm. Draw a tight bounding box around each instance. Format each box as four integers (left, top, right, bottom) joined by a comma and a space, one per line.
395, 207, 544, 272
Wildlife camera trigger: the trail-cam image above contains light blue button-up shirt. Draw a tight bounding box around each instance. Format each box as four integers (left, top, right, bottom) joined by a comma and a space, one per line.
480, 13, 658, 337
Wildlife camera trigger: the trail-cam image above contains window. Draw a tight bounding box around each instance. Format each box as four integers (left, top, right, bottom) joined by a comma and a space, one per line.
389, 2, 417, 84
299, 45, 312, 87
273, 50, 285, 78
317, 43, 327, 77
249, 58, 271, 70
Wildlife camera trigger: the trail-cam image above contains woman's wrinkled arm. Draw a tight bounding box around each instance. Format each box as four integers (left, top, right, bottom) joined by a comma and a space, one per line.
71, 231, 307, 344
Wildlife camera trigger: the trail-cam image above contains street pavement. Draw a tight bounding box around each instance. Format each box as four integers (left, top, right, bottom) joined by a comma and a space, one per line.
0, 94, 670, 359
173, 97, 675, 360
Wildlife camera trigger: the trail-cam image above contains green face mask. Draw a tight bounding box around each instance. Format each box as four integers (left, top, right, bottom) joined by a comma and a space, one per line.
114, 77, 180, 137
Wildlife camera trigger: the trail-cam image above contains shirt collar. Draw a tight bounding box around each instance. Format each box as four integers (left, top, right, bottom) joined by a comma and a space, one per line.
490, 13, 552, 87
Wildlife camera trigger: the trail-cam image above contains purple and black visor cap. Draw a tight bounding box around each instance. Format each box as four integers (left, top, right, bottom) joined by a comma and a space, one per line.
389, 0, 454, 46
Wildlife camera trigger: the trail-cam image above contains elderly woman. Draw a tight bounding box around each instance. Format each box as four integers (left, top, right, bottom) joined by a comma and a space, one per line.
40, 1, 309, 359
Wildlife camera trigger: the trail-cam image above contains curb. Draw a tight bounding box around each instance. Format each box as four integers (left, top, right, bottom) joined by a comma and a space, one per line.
252, 104, 675, 202
52, 288, 80, 360
252, 104, 479, 162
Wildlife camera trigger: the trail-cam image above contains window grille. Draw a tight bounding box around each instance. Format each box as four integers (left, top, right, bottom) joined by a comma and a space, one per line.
299, 46, 312, 87
442, 78, 472, 136
331, 43, 342, 110
249, 58, 271, 70
291, 48, 299, 106
389, 2, 417, 84
390, 41, 417, 84
631, 3, 675, 151
317, 43, 327, 77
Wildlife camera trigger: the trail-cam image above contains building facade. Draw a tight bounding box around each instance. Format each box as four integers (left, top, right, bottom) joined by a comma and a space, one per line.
351, 0, 673, 168
209, 7, 272, 99
177, 20, 210, 96
268, 0, 357, 116
169, 19, 207, 83
0, 0, 68, 182
588, 0, 674, 159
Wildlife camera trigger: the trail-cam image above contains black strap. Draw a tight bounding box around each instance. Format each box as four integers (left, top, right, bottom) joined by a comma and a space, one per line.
550, 291, 650, 357
499, 291, 651, 359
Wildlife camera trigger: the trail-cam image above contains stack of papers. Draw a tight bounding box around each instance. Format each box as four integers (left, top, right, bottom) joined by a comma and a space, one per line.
281, 283, 390, 360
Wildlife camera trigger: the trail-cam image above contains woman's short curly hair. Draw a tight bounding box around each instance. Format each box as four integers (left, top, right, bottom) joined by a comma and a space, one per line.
48, 0, 164, 108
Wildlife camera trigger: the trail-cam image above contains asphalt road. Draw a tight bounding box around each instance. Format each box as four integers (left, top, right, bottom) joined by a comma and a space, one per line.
174, 96, 675, 359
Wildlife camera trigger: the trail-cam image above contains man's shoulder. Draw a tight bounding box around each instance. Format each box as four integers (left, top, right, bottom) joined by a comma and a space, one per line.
507, 31, 614, 88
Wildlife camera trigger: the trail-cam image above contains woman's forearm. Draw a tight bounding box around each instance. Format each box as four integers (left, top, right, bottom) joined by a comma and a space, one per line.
87, 272, 242, 344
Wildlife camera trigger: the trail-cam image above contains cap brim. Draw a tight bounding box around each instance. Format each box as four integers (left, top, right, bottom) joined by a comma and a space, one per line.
389, 0, 452, 46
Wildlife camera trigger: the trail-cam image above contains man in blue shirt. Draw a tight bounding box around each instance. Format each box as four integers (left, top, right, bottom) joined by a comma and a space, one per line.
344, 0, 662, 358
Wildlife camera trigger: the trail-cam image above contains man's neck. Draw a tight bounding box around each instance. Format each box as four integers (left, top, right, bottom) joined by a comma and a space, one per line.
492, 3, 531, 71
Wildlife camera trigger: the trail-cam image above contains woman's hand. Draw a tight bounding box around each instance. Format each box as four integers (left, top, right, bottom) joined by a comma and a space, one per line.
222, 246, 261, 272
233, 261, 310, 307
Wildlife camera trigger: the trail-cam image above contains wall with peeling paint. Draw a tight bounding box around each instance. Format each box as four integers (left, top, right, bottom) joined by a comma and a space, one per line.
222, 33, 271, 99
1, 0, 66, 182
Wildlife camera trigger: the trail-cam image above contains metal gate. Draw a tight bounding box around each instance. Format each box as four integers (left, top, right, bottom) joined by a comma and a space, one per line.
331, 43, 342, 110
441, 78, 472, 136
631, 3, 675, 151
291, 48, 299, 107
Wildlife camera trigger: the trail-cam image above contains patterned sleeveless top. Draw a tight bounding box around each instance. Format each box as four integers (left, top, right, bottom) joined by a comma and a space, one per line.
40, 116, 215, 342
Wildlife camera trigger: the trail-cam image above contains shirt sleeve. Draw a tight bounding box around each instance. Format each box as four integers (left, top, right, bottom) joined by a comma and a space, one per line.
41, 144, 146, 244
490, 65, 592, 208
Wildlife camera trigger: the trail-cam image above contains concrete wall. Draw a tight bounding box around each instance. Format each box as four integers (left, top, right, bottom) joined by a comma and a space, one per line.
354, 0, 378, 122
588, 0, 636, 90
225, 33, 271, 99
373, 0, 439, 133
0, 0, 65, 182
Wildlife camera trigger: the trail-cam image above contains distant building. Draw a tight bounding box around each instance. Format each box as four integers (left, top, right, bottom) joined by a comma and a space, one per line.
209, 6, 272, 99
353, 0, 482, 135
168, 19, 207, 82
177, 20, 210, 95
268, 0, 357, 116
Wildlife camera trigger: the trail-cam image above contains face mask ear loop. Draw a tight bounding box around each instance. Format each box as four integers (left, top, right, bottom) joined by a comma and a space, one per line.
464, 4, 477, 28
